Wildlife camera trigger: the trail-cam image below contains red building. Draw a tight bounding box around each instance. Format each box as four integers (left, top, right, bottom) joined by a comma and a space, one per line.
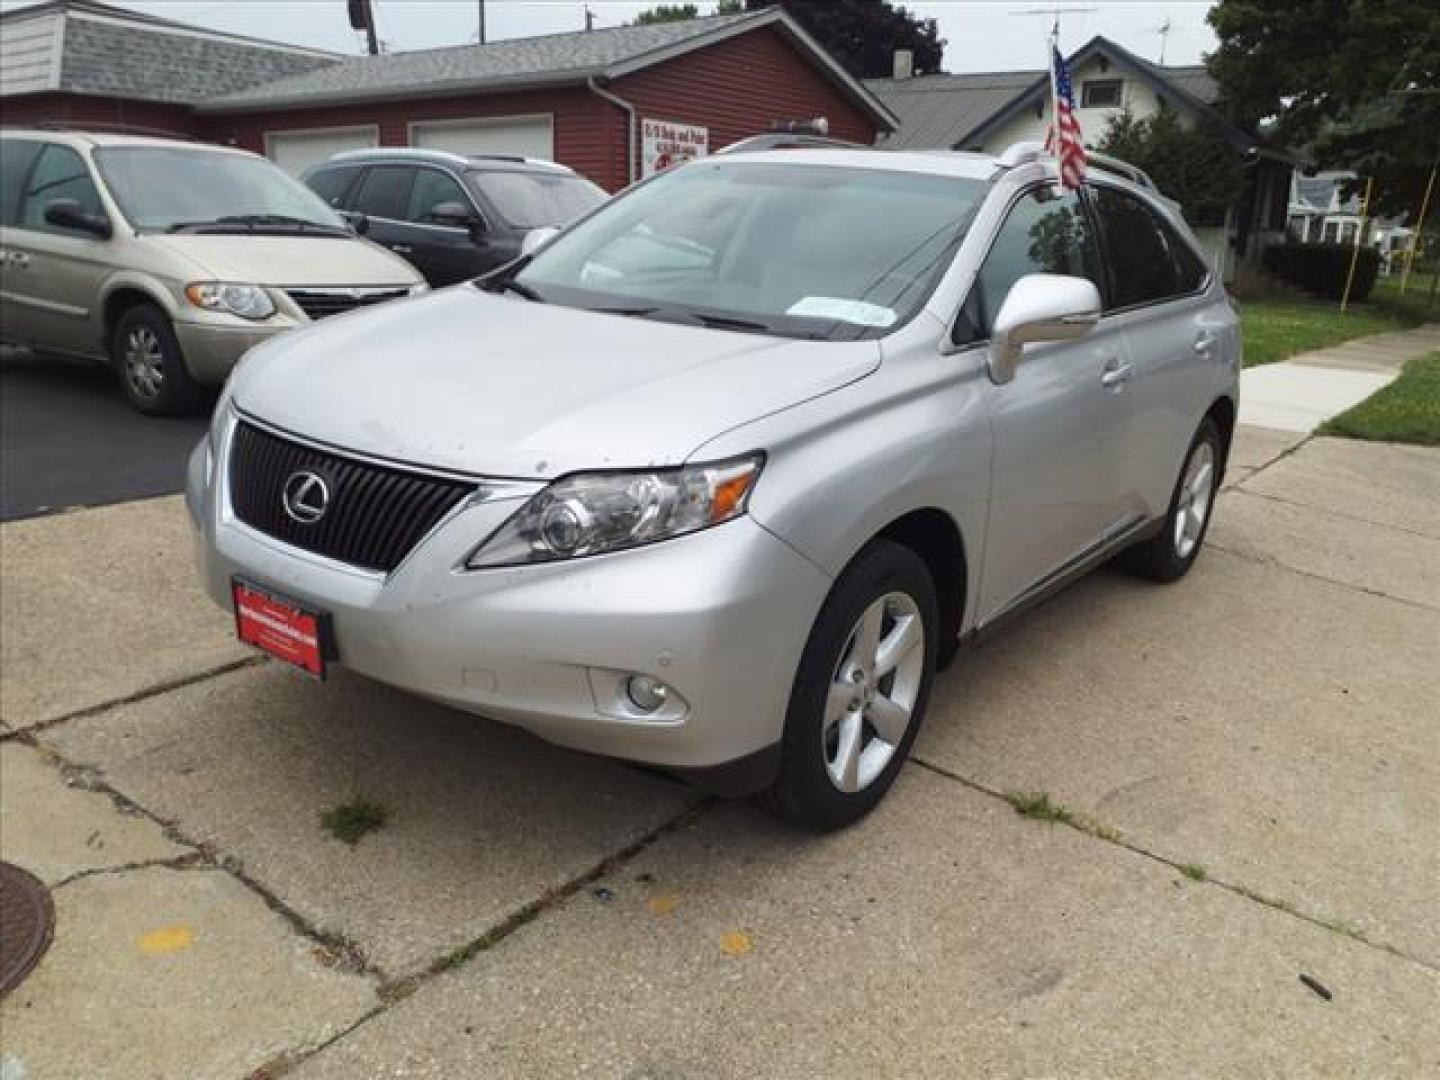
1, 0, 897, 189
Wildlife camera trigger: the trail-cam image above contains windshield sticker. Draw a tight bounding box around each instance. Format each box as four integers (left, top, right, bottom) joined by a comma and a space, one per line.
786, 297, 898, 328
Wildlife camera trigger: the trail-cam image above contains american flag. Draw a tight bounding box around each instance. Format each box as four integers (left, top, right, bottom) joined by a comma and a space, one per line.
1046, 45, 1086, 190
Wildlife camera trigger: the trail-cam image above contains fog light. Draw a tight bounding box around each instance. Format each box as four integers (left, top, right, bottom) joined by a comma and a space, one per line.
625, 674, 670, 713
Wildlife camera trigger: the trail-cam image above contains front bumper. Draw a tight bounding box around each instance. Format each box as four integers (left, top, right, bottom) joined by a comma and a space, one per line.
173, 320, 288, 385
185, 425, 831, 782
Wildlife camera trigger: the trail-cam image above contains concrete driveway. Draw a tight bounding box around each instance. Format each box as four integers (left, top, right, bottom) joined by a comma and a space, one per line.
2, 427, 1436, 1078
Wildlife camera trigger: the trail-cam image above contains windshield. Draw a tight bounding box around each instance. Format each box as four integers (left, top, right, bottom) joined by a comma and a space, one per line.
93, 146, 346, 233
473, 170, 607, 229
515, 161, 984, 341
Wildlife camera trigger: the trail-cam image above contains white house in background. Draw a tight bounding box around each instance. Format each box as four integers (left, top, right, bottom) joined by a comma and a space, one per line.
1288, 171, 1412, 272
867, 35, 1300, 288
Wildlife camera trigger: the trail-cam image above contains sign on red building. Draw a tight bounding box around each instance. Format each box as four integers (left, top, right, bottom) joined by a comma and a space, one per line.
642, 118, 708, 177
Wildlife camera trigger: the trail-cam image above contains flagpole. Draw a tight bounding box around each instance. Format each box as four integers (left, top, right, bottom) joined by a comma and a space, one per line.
1340, 174, 1375, 315
1047, 21, 1062, 160
1399, 162, 1436, 295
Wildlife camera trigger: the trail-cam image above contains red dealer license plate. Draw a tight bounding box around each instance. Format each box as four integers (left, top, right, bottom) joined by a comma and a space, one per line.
232, 579, 330, 678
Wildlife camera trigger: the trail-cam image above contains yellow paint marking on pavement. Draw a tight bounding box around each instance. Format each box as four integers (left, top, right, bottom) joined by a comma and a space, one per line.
719, 930, 752, 956
139, 925, 195, 955
646, 892, 683, 916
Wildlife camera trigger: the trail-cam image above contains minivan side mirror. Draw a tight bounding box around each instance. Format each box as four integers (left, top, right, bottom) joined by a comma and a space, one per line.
44, 198, 112, 239
987, 273, 1101, 384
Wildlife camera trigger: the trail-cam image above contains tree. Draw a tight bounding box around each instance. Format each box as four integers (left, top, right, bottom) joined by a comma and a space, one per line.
1094, 108, 1244, 227
743, 0, 944, 78
1206, 0, 1440, 218
633, 4, 701, 25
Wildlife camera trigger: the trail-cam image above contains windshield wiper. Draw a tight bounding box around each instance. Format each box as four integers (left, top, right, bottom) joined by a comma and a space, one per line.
474, 256, 544, 302
596, 305, 818, 337
167, 214, 344, 236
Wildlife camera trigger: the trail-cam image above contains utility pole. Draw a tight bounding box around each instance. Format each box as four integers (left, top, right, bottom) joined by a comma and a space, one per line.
348, 0, 379, 55
477, 0, 486, 44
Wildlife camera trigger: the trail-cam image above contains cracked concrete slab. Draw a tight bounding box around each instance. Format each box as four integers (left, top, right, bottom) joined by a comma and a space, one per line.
0, 495, 247, 730
291, 773, 1440, 1079
1238, 437, 1440, 539
1229, 424, 1308, 472
45, 664, 696, 978
1210, 489, 1440, 609
0, 740, 189, 885
0, 866, 376, 1080
917, 548, 1440, 967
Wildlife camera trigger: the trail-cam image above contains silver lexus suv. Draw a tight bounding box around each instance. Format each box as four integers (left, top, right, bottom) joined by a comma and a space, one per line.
188, 142, 1240, 831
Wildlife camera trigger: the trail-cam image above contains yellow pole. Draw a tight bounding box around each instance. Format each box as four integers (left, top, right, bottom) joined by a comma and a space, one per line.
1341, 174, 1375, 315
1399, 163, 1437, 295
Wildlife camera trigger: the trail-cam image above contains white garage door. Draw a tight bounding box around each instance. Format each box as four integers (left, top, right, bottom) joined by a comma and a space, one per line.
265, 126, 378, 176
411, 116, 554, 160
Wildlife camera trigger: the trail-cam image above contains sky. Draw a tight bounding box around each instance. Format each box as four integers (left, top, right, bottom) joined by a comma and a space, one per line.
1, 0, 1219, 73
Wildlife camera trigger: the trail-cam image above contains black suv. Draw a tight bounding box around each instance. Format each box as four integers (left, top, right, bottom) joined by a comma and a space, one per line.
303, 150, 606, 287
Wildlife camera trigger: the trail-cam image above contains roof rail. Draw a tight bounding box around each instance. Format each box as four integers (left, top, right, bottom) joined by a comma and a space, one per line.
331, 147, 472, 166
994, 140, 1158, 191
716, 133, 872, 155
27, 120, 198, 142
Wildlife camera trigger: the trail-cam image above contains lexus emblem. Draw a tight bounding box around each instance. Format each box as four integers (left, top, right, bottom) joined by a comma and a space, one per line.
282, 470, 330, 524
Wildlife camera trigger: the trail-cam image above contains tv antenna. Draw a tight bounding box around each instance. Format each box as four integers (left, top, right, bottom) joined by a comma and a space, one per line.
1010, 6, 1098, 39
1155, 17, 1172, 65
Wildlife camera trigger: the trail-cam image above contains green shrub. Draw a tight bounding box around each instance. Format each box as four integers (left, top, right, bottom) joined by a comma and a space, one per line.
1263, 241, 1380, 301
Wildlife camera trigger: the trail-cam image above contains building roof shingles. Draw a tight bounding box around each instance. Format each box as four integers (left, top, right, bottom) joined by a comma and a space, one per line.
202, 11, 767, 110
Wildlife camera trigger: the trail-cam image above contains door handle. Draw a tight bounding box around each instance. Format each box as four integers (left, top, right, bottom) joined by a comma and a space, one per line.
1194, 333, 1216, 355
1101, 361, 1133, 389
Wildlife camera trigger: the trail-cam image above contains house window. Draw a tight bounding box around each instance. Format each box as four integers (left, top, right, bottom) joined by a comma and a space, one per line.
1081, 79, 1123, 108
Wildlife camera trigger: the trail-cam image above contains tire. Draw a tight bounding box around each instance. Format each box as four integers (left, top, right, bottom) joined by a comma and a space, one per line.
760, 539, 939, 832
111, 304, 202, 416
1118, 417, 1222, 583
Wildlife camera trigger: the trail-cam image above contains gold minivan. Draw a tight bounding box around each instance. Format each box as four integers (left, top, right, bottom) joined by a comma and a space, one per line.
0, 129, 425, 415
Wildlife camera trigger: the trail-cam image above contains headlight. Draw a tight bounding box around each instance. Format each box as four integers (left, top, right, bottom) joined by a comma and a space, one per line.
467, 453, 763, 568
185, 282, 275, 320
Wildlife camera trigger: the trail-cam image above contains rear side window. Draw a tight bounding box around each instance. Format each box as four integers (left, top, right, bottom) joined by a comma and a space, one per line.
306, 165, 362, 209
953, 184, 1102, 345
406, 168, 471, 224
0, 139, 43, 226
18, 144, 104, 234
351, 165, 412, 219
1092, 186, 1204, 308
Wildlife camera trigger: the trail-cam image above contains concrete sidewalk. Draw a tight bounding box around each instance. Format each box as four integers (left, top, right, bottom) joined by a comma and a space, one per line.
3, 432, 1438, 1078
1240, 323, 1440, 432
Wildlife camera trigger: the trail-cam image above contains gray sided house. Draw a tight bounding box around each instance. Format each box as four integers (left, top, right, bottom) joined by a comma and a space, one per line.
867, 36, 1298, 287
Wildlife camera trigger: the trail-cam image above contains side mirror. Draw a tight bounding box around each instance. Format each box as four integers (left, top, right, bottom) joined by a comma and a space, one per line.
432, 200, 477, 227
987, 273, 1101, 384
520, 226, 559, 257
44, 198, 112, 239
340, 210, 370, 236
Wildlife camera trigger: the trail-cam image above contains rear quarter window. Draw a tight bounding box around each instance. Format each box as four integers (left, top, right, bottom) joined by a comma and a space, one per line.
0, 139, 44, 227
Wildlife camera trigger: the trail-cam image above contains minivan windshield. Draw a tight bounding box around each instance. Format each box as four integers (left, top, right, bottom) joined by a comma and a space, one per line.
514, 161, 984, 340
93, 146, 347, 234
472, 170, 607, 229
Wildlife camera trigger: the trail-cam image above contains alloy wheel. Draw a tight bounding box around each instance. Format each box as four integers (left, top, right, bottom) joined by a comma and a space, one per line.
822, 591, 925, 793
124, 325, 165, 400
1174, 440, 1215, 559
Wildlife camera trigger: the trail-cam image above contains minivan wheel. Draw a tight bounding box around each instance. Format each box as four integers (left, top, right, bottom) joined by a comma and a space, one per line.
761, 539, 938, 832
1118, 417, 1221, 583
112, 304, 201, 416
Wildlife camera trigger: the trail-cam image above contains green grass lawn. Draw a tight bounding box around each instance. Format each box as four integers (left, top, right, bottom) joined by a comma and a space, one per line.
1240, 296, 1424, 367
1320, 352, 1440, 446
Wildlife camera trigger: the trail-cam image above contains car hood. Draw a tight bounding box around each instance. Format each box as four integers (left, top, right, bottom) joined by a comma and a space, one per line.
232, 286, 880, 478
155, 234, 419, 287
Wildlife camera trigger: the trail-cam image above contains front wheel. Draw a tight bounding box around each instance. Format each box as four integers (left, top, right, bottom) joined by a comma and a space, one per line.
760, 539, 938, 832
1118, 417, 1221, 582
111, 304, 202, 416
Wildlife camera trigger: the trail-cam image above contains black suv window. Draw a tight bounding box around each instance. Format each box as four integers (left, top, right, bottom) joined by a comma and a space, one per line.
953, 184, 1102, 345
1092, 186, 1204, 308
0, 138, 43, 227
406, 168, 471, 225
18, 144, 103, 234
307, 164, 362, 209
351, 165, 412, 219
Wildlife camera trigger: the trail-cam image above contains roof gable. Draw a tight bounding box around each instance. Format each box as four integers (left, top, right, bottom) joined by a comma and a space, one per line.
951, 36, 1254, 152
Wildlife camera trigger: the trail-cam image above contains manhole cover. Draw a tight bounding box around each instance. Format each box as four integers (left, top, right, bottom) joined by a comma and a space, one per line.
0, 861, 55, 997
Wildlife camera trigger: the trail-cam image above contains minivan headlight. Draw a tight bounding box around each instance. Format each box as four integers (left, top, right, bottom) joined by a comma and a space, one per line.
185, 282, 275, 320
467, 454, 763, 568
